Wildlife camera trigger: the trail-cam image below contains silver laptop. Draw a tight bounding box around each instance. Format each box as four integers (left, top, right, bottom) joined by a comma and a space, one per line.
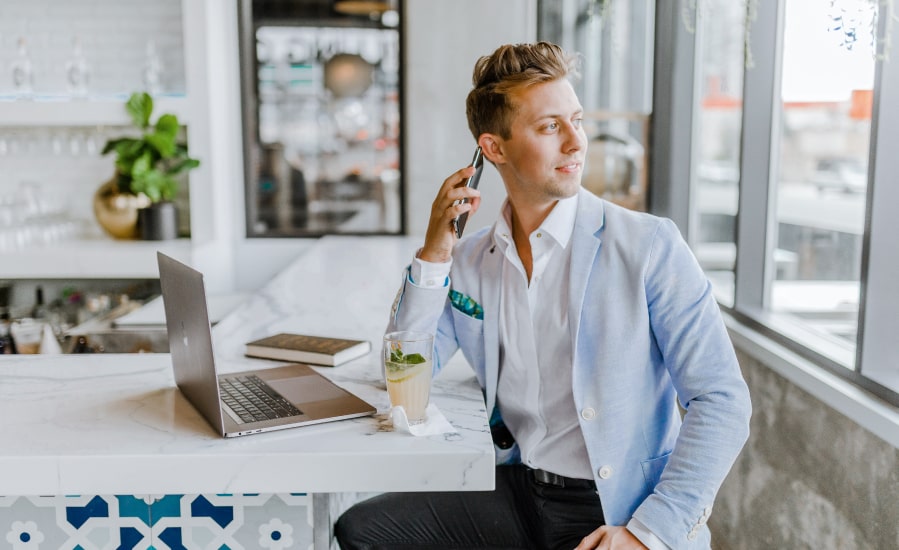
157, 252, 376, 437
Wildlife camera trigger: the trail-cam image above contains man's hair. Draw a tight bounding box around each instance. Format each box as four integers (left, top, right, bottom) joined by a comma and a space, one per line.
465, 42, 579, 140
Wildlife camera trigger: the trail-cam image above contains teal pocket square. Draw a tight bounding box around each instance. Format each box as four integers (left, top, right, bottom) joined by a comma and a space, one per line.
449, 289, 484, 320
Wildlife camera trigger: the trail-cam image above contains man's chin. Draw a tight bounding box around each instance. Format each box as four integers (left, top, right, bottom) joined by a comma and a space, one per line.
552, 181, 581, 199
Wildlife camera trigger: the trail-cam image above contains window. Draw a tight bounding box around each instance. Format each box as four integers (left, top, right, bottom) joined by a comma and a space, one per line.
768, 0, 874, 365
681, 0, 899, 404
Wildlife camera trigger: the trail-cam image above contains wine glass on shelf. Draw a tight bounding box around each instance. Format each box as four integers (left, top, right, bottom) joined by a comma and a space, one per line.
65, 35, 91, 99
10, 36, 35, 100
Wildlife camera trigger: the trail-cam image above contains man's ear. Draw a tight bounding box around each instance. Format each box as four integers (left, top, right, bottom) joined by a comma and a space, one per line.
478, 134, 505, 165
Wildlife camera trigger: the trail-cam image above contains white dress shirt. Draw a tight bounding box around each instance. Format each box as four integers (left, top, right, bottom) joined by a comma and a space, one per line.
490, 194, 593, 479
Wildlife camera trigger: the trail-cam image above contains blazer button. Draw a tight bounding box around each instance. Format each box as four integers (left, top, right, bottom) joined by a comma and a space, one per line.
581, 407, 596, 420
598, 465, 613, 479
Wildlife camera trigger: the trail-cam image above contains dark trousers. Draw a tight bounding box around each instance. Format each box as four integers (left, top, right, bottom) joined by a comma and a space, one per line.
334, 464, 605, 550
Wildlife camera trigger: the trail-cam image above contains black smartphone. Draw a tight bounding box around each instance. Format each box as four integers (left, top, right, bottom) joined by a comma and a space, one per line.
452, 146, 484, 238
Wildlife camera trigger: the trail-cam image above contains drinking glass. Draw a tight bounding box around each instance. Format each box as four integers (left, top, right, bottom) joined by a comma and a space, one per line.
383, 331, 433, 424
11, 318, 45, 354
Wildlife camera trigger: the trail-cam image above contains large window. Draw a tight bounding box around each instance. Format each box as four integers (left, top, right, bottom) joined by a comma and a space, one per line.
680, 0, 899, 404
770, 0, 874, 364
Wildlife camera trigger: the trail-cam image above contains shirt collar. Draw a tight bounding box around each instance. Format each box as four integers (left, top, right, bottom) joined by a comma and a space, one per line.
493, 193, 579, 250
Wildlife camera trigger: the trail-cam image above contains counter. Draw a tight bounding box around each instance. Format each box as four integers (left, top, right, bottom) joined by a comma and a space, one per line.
0, 236, 494, 548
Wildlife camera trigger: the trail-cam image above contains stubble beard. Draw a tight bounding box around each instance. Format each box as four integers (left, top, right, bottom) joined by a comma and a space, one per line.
543, 173, 582, 200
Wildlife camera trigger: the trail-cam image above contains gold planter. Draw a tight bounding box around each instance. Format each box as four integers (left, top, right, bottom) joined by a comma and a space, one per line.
92, 177, 151, 239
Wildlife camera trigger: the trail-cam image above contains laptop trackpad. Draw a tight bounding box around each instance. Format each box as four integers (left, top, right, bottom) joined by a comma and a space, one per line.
269, 377, 348, 404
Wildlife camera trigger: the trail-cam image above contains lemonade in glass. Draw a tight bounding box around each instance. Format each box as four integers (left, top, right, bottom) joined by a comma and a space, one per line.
383, 331, 433, 424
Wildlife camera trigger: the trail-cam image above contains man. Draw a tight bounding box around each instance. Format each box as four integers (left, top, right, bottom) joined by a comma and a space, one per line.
336, 42, 751, 550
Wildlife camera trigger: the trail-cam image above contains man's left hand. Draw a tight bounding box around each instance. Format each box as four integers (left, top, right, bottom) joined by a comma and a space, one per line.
574, 526, 648, 550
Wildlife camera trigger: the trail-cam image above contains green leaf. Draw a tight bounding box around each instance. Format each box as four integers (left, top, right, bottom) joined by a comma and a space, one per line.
111, 138, 143, 162
131, 152, 153, 178
146, 131, 176, 158
389, 349, 426, 364
132, 170, 170, 202
168, 157, 200, 174
160, 175, 179, 201
401, 352, 427, 364
155, 113, 179, 139
101, 137, 130, 156
125, 92, 153, 129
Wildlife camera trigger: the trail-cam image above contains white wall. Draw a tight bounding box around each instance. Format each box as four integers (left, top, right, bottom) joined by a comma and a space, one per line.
227, 0, 537, 290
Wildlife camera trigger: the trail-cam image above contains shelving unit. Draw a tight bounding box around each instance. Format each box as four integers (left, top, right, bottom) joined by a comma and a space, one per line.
0, 96, 190, 127
0, 0, 234, 291
1, 238, 192, 279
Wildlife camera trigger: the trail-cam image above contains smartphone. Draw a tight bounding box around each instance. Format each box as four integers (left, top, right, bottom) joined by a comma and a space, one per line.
452, 146, 484, 238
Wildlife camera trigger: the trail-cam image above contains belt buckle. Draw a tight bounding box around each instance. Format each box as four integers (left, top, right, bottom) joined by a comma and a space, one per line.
532, 468, 565, 488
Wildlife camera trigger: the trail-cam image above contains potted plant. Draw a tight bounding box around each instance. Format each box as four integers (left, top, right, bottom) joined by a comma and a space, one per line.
93, 91, 200, 240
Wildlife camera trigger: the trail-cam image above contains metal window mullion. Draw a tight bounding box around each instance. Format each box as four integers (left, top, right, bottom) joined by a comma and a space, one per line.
649, 0, 697, 237
857, 6, 899, 387
733, 0, 784, 311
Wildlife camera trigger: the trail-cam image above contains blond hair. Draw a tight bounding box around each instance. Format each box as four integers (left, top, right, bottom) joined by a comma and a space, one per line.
465, 42, 578, 140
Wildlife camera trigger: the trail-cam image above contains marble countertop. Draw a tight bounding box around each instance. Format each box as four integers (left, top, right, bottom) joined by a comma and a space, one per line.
0, 236, 494, 496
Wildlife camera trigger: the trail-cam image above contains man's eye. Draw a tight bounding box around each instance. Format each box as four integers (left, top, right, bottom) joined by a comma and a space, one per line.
546, 122, 559, 131
573, 118, 583, 128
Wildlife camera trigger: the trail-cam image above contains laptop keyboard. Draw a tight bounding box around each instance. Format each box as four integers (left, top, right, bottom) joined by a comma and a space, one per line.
219, 375, 303, 424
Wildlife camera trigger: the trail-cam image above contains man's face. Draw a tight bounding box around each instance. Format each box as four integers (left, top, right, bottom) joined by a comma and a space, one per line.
493, 78, 587, 205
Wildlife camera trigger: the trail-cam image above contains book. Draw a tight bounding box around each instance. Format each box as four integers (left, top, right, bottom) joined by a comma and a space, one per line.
244, 333, 372, 367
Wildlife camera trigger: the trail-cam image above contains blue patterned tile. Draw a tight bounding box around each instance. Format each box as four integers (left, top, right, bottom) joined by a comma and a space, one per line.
2, 493, 314, 549
189, 495, 234, 529
66, 495, 109, 529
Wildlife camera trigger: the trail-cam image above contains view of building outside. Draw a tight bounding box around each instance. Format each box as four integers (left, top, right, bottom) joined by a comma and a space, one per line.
692, 0, 745, 308
693, 0, 875, 359
770, 0, 875, 355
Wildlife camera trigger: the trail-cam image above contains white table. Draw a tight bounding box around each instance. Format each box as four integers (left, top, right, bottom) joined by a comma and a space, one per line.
0, 236, 495, 547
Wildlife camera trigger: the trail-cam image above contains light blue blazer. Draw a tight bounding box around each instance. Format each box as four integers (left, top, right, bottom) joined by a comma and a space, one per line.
388, 189, 751, 549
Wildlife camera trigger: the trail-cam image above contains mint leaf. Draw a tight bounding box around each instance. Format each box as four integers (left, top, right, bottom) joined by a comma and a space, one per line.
388, 349, 426, 364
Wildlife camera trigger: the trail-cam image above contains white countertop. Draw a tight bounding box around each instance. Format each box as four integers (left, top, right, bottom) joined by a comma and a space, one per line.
0, 236, 495, 496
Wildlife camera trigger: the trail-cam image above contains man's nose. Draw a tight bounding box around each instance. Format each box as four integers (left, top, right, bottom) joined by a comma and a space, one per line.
563, 124, 585, 151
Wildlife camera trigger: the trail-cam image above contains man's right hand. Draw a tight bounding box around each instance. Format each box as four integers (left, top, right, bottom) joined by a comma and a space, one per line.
419, 165, 482, 263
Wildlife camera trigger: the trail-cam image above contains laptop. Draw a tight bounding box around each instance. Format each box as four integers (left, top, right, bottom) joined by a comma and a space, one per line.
157, 252, 377, 437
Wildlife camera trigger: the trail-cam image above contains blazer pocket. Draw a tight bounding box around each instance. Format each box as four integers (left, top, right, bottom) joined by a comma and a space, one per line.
448, 289, 484, 320
451, 305, 485, 364
640, 450, 672, 491
451, 305, 484, 335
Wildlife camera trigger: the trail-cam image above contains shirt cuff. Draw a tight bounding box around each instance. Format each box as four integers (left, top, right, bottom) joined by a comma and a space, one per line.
627, 518, 672, 550
410, 249, 452, 288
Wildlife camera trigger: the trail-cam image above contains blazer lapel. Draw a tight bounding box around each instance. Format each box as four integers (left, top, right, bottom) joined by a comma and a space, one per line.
568, 191, 606, 355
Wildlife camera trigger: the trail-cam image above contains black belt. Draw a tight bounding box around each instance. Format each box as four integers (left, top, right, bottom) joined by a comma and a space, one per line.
529, 468, 596, 489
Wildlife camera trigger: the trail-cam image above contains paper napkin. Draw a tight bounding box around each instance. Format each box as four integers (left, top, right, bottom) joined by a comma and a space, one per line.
386, 404, 457, 436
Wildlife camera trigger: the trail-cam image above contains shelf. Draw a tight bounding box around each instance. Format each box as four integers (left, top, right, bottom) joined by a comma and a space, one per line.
0, 238, 192, 279
0, 96, 191, 127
